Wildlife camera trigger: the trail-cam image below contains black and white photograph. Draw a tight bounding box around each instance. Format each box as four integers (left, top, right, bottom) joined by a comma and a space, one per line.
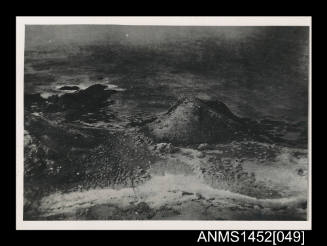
16, 17, 311, 229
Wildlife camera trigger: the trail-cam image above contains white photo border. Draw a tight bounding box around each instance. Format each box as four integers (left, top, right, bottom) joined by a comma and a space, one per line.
16, 16, 312, 230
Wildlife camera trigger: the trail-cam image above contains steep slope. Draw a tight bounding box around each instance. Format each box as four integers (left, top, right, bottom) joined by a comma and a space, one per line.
146, 97, 252, 144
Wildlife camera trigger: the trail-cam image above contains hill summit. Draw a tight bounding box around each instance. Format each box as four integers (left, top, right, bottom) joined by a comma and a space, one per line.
146, 97, 251, 144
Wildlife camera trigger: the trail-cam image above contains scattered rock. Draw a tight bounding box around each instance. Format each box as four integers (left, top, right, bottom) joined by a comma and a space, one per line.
299, 201, 307, 209
25, 93, 47, 109
198, 143, 210, 150
297, 168, 307, 176
56, 84, 113, 109
181, 191, 194, 196
59, 86, 80, 91
24, 130, 33, 146
153, 143, 178, 154
196, 151, 205, 158
195, 193, 205, 200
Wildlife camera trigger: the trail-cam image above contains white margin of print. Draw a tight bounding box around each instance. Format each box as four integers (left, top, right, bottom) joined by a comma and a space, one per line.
16, 16, 312, 230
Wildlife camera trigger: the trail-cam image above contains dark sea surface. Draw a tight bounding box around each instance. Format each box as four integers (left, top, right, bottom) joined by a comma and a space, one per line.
25, 26, 309, 122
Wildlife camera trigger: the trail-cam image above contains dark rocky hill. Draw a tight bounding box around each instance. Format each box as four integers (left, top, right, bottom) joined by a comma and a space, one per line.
146, 97, 307, 147
146, 97, 255, 144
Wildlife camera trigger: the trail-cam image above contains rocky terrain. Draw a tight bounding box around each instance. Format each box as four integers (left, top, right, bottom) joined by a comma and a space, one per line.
24, 84, 308, 220
146, 97, 306, 147
23, 26, 309, 221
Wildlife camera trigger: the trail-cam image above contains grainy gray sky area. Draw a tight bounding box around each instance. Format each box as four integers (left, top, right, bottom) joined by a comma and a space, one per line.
25, 25, 290, 48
